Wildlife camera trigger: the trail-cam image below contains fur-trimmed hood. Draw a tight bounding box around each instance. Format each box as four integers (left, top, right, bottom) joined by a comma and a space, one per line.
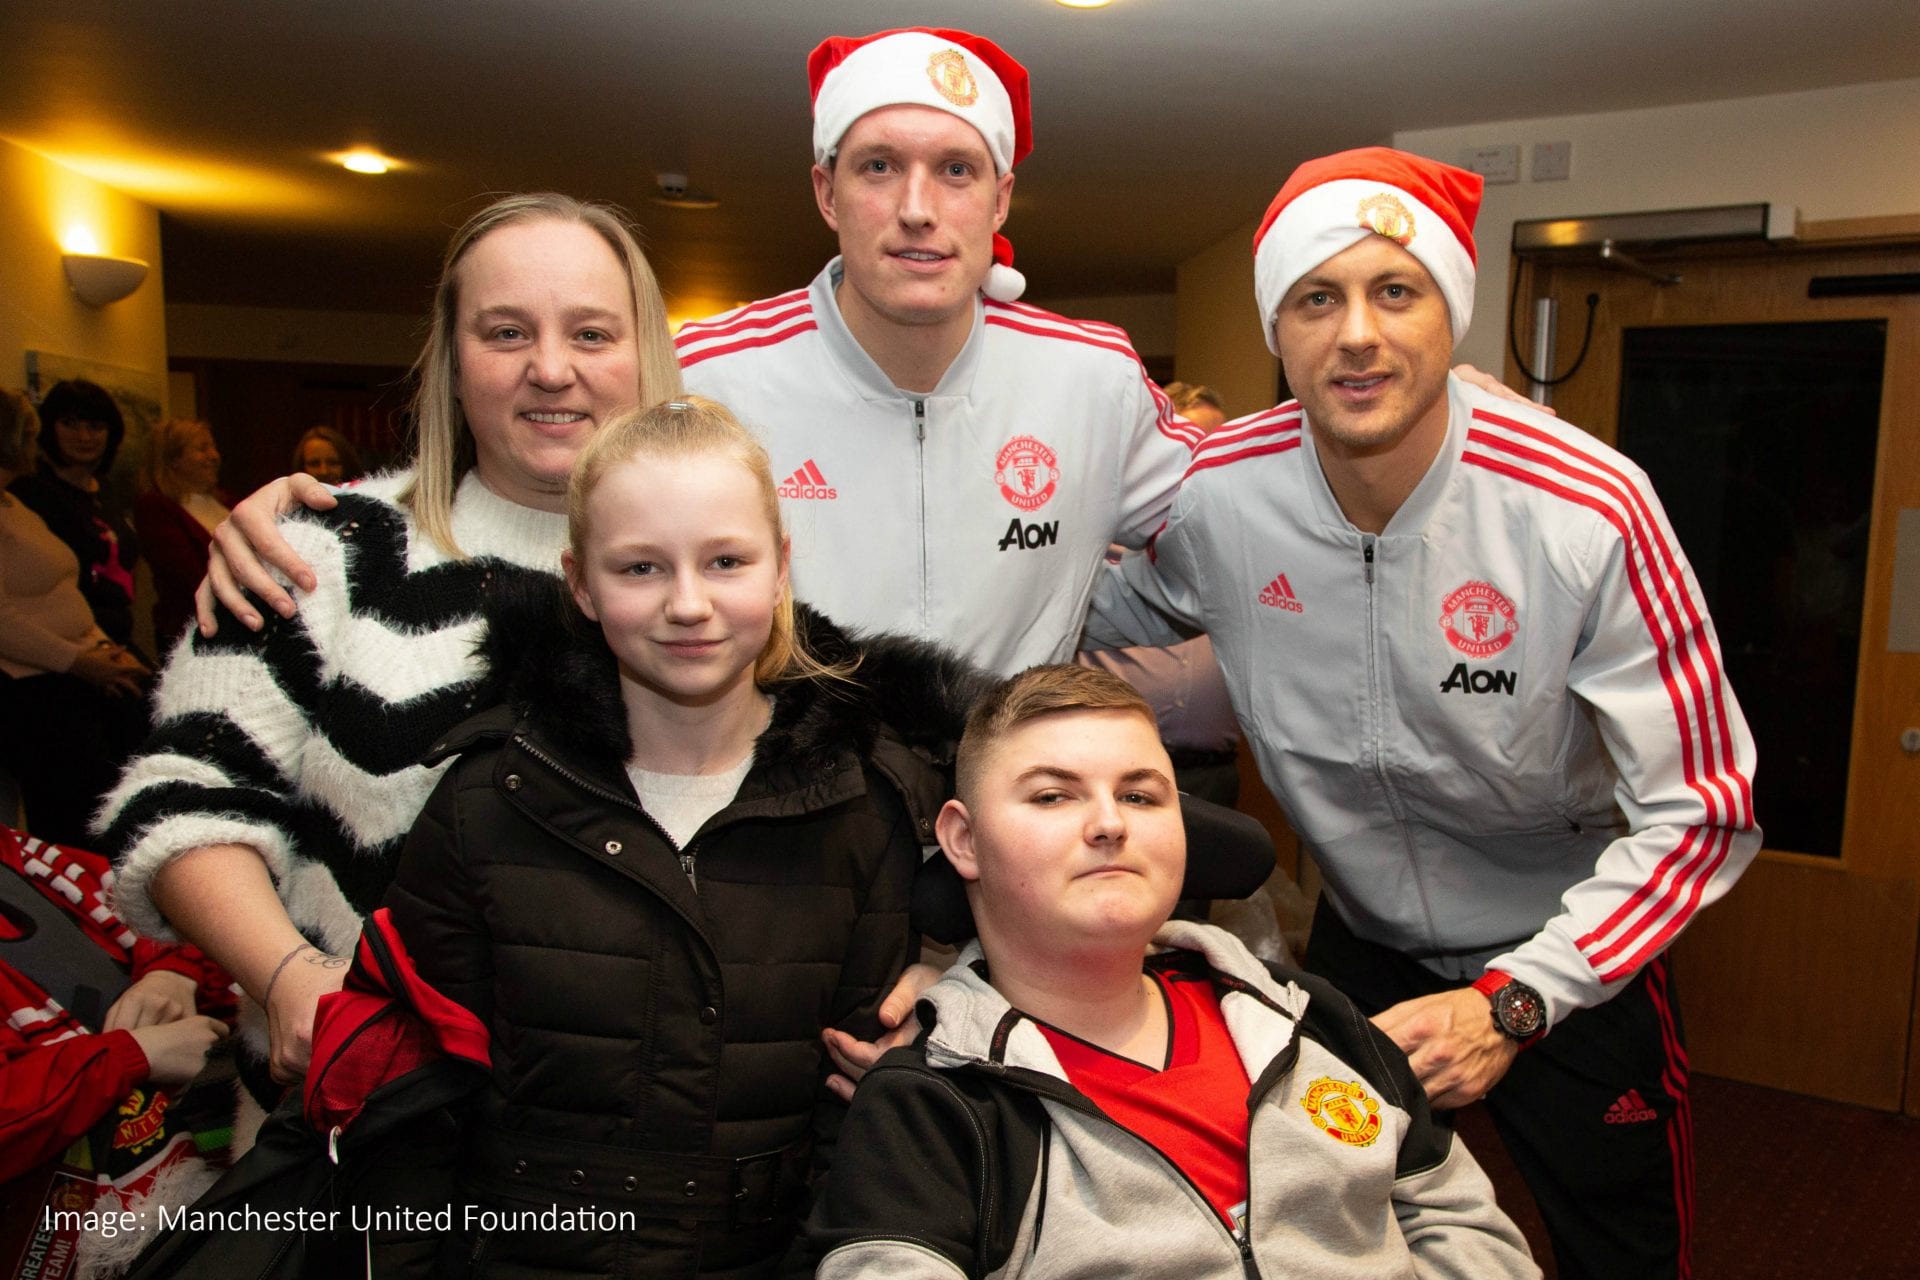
472, 573, 990, 776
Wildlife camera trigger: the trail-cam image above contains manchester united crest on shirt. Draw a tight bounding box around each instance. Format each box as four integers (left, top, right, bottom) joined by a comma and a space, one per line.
926, 49, 979, 106
1439, 580, 1518, 658
1301, 1077, 1382, 1148
995, 435, 1059, 511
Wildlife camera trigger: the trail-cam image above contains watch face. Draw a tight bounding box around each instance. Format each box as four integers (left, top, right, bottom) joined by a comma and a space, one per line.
1492, 982, 1546, 1039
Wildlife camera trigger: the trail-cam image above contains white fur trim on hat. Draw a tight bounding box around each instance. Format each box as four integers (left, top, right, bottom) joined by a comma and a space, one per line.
983, 262, 1026, 303
812, 31, 1017, 173
1254, 179, 1475, 355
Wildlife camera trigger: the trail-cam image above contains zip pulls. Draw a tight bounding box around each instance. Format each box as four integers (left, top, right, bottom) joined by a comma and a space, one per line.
510, 734, 700, 890
1005, 1067, 1251, 1263
1362, 535, 1376, 585
914, 398, 929, 631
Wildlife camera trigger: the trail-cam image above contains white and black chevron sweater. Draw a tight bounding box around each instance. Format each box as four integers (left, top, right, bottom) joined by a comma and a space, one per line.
98, 471, 569, 955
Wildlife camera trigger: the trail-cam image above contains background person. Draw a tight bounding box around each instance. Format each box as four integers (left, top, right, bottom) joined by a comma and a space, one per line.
133, 418, 231, 650
1162, 380, 1227, 434
1, 825, 232, 1277
0, 389, 150, 849
289, 424, 364, 486
809, 665, 1537, 1279
6, 378, 141, 651
1086, 147, 1758, 1279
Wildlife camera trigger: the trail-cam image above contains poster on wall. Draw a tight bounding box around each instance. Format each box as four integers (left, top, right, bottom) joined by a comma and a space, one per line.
24, 350, 165, 511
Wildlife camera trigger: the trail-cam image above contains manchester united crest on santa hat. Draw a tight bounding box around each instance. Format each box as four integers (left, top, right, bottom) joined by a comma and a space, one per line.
808, 27, 1033, 302
1252, 147, 1483, 354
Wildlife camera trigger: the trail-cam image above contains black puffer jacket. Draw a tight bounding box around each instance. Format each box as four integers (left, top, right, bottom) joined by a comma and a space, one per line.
382, 581, 983, 1279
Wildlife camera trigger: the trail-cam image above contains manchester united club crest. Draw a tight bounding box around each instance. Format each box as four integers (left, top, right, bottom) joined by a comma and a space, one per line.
1356, 192, 1416, 246
1301, 1077, 1382, 1148
114, 1087, 171, 1155
995, 436, 1060, 511
1439, 579, 1518, 658
926, 49, 979, 107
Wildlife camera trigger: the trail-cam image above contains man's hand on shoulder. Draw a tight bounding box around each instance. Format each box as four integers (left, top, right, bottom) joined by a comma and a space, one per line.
1372, 986, 1520, 1109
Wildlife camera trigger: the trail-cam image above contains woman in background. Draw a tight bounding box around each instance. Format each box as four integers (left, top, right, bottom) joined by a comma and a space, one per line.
5, 378, 141, 650
0, 389, 150, 848
134, 418, 232, 650
290, 424, 364, 486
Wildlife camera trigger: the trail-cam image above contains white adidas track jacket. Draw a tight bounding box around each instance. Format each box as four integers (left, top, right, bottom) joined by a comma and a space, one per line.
1086, 376, 1760, 1024
678, 259, 1200, 675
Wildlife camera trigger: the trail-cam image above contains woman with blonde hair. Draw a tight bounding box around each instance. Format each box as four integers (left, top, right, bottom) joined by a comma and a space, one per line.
134, 417, 231, 648
98, 193, 685, 1099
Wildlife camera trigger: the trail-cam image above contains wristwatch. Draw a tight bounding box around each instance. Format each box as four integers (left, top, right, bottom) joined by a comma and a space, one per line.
1471, 970, 1546, 1045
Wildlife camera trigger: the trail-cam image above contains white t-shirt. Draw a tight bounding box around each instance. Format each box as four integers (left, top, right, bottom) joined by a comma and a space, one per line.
625, 755, 754, 855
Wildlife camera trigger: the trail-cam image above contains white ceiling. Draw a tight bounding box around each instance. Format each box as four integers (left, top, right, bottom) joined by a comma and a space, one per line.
3, 0, 1916, 317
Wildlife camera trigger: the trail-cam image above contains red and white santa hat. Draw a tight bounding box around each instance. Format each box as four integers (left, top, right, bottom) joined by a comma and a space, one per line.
808, 27, 1033, 302
1252, 147, 1484, 355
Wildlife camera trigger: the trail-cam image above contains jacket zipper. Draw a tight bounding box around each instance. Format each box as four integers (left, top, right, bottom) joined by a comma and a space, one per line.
511, 735, 703, 893
1362, 537, 1387, 808
914, 398, 929, 633
1003, 1069, 1253, 1265
1360, 538, 1441, 951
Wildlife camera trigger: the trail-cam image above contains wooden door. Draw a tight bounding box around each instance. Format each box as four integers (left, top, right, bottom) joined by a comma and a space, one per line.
1509, 236, 1920, 1110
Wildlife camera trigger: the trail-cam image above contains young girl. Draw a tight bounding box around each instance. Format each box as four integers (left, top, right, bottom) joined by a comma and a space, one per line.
381, 396, 975, 1278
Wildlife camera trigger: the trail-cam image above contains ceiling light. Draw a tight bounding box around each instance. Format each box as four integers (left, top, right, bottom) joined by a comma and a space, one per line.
339, 150, 393, 175
651, 172, 720, 211
1056, 0, 1113, 8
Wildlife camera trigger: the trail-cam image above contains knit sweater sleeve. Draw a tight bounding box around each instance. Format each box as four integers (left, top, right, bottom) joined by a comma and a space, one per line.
97, 489, 488, 947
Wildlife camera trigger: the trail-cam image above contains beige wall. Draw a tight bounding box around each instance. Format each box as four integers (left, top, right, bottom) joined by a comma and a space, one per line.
1174, 216, 1277, 421
0, 138, 168, 400
1174, 77, 1920, 395
1394, 77, 1920, 373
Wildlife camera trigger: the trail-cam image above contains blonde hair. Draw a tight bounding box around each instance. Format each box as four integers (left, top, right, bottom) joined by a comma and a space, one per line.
955, 664, 1157, 801
0, 389, 39, 473
405, 193, 684, 559
1162, 381, 1224, 414
567, 396, 851, 686
142, 418, 215, 500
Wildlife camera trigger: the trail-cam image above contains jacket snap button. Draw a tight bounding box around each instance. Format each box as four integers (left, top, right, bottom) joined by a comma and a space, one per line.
504, 774, 522, 791
700, 1005, 718, 1025
604, 840, 623, 856
683, 1180, 698, 1198
623, 1176, 637, 1192
917, 817, 931, 833
512, 1159, 526, 1175
569, 1169, 585, 1187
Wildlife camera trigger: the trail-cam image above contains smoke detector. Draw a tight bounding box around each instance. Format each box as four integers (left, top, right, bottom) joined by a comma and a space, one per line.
651, 172, 719, 210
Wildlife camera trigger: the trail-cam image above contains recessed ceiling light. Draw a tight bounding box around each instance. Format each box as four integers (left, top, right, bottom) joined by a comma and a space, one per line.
339, 150, 393, 175
1056, 0, 1113, 8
